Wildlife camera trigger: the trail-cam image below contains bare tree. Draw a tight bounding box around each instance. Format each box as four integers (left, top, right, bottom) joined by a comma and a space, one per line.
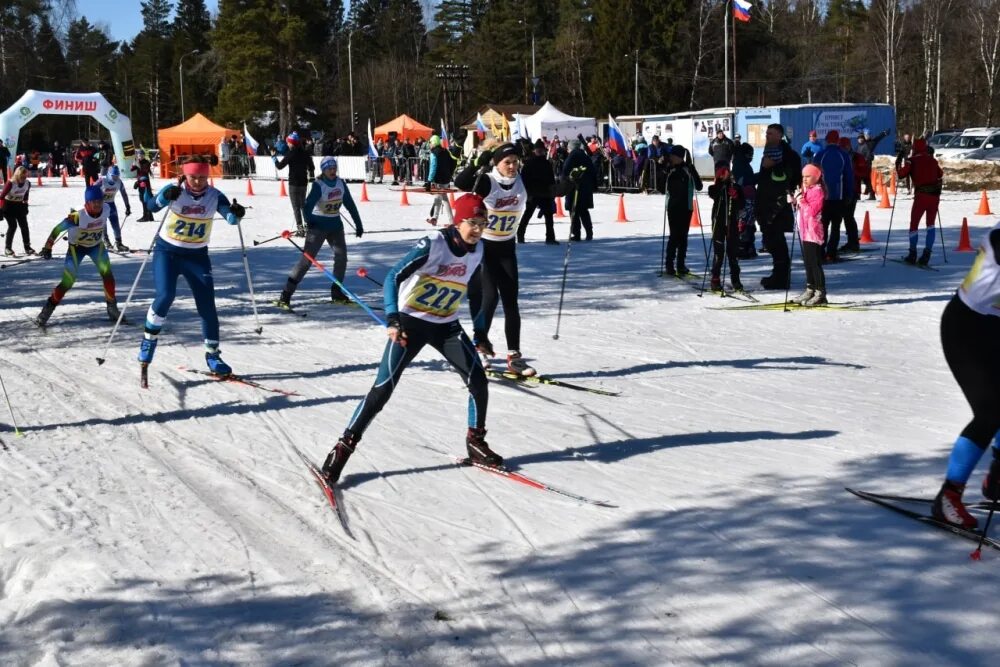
973, 0, 1000, 125
919, 0, 952, 133
872, 0, 905, 107
688, 0, 719, 109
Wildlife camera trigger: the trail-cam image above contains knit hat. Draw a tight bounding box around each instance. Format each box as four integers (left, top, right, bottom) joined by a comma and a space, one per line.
452, 194, 487, 226
669, 145, 686, 158
913, 138, 928, 153
491, 143, 518, 164
84, 184, 104, 202
428, 135, 441, 148
825, 130, 840, 144
533, 138, 545, 151
109, 165, 120, 177
320, 156, 338, 171
838, 137, 851, 150
286, 131, 300, 145
802, 164, 822, 180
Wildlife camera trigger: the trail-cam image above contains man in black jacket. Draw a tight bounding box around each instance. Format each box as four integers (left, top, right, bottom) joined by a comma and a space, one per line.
517, 139, 558, 245
708, 129, 736, 167
274, 131, 316, 236
755, 123, 801, 290
561, 139, 598, 241
0, 140, 9, 183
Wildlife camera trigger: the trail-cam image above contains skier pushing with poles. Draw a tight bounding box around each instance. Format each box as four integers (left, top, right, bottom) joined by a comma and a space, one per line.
319, 194, 500, 486
276, 156, 363, 310
99, 165, 132, 252
33, 184, 121, 327
931, 218, 1000, 529
136, 155, 247, 377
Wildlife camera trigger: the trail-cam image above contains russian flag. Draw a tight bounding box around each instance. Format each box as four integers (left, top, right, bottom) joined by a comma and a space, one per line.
606, 115, 633, 158
733, 0, 751, 22
440, 118, 450, 149
367, 120, 378, 159
475, 112, 488, 139
243, 123, 259, 156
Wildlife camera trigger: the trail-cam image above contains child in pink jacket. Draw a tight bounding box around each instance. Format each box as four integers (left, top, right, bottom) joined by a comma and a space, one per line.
793, 164, 828, 305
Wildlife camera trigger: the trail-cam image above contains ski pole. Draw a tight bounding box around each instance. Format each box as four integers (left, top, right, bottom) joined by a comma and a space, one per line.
698, 191, 720, 297
783, 220, 800, 313
234, 200, 263, 335
937, 209, 948, 264
96, 208, 169, 365
0, 368, 23, 436
282, 231, 385, 326
695, 191, 709, 264
553, 186, 580, 340
253, 233, 284, 247
880, 178, 898, 267
657, 189, 669, 275
356, 266, 383, 287
341, 210, 357, 234
972, 501, 998, 561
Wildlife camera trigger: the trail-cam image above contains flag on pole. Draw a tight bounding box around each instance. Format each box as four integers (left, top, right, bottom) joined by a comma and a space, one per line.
606, 115, 633, 158
475, 112, 488, 139
367, 120, 378, 159
440, 118, 450, 149
733, 0, 752, 22
243, 123, 259, 156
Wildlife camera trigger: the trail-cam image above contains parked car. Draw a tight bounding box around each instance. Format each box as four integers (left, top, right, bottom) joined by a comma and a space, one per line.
936, 128, 1000, 159
927, 130, 960, 151
954, 146, 1000, 161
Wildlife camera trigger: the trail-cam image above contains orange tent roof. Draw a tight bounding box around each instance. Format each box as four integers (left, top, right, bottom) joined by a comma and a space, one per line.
373, 114, 433, 141
158, 112, 240, 146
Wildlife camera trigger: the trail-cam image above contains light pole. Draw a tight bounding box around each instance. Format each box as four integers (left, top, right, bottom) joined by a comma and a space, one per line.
348, 31, 355, 130
178, 49, 200, 120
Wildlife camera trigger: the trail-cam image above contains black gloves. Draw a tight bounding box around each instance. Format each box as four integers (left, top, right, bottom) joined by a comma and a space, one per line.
163, 184, 182, 201
569, 166, 586, 183
229, 201, 246, 218
40, 246, 52, 259
387, 313, 408, 346
476, 151, 493, 170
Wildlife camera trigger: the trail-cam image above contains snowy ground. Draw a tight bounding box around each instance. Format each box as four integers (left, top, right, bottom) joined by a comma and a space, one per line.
1, 175, 998, 666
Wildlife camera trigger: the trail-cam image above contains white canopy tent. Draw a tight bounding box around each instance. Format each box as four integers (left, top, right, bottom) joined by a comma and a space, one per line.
520, 102, 597, 142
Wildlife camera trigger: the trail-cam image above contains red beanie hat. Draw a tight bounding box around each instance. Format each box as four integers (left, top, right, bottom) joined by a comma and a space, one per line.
838, 137, 851, 150
825, 130, 840, 144
452, 194, 487, 226
913, 138, 928, 153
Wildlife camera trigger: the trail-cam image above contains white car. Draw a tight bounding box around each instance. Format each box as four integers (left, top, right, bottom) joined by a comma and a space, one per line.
936, 128, 1000, 159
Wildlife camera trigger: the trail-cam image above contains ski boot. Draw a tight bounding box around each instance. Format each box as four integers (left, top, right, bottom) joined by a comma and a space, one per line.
677, 265, 692, 278
205, 348, 233, 376
321, 432, 356, 485
24, 247, 35, 256
35, 297, 56, 327
330, 284, 350, 305
275, 288, 293, 311
3, 248, 14, 257
805, 290, 828, 307
760, 273, 788, 290
902, 248, 917, 264
918, 248, 932, 266
295, 226, 306, 238
115, 240, 130, 253
731, 279, 744, 293
106, 299, 122, 323
932, 481, 978, 529
983, 450, 1000, 501
138, 337, 158, 364
466, 427, 503, 468
791, 287, 814, 306
839, 242, 861, 254
710, 276, 723, 293
663, 263, 676, 276
506, 351, 536, 377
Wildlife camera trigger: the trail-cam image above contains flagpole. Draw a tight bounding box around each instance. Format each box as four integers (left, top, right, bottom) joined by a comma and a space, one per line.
724, 0, 729, 108
732, 10, 737, 107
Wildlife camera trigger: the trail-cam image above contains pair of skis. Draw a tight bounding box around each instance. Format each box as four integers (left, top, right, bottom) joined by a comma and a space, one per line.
666, 272, 759, 303
712, 301, 878, 312
485, 369, 619, 397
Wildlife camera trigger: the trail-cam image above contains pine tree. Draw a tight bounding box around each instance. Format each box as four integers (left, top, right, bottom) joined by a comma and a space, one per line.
140, 0, 175, 39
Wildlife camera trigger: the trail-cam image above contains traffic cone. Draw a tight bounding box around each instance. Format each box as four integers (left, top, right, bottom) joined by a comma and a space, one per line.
555, 197, 566, 218
690, 200, 702, 228
878, 183, 891, 209
360, 182, 370, 202
956, 217, 975, 251
60, 169, 68, 188
976, 190, 992, 215
400, 185, 410, 206
873, 171, 882, 195
859, 211, 875, 244
36, 174, 42, 187
47, 165, 53, 178
279, 178, 287, 197
246, 179, 254, 196
616, 194, 629, 222
448, 191, 456, 210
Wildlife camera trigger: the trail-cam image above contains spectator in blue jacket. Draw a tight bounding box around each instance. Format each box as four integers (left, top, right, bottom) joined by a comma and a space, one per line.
812, 130, 855, 262
800, 130, 823, 161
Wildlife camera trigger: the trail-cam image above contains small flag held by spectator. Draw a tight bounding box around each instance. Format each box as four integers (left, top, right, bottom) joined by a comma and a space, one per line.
606, 115, 633, 158
440, 119, 450, 149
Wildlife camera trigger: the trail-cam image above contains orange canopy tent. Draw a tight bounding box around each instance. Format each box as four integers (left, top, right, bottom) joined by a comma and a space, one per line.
372, 114, 434, 142
157, 113, 241, 178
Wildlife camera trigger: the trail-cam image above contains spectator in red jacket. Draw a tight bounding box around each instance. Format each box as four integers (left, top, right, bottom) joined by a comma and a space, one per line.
896, 138, 942, 266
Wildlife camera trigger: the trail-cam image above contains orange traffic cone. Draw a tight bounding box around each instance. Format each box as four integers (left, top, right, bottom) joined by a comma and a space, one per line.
873, 171, 882, 195
616, 194, 628, 222
878, 183, 891, 209
555, 197, 566, 218
47, 165, 53, 178
859, 211, 875, 244
448, 191, 456, 210
976, 190, 992, 215
279, 178, 287, 197
36, 174, 42, 187
400, 185, 410, 206
360, 182, 370, 202
956, 217, 975, 251
690, 200, 702, 228
61, 169, 68, 188
246, 179, 254, 196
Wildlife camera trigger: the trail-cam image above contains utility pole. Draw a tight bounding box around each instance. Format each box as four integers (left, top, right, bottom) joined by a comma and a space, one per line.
435, 64, 469, 136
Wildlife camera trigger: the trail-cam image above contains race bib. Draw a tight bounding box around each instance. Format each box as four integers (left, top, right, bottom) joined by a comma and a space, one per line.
483, 209, 519, 239
318, 199, 343, 215
167, 214, 212, 244
404, 277, 466, 318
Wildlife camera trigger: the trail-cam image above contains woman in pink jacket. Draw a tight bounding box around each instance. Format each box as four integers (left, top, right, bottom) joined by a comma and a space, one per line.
792, 164, 828, 306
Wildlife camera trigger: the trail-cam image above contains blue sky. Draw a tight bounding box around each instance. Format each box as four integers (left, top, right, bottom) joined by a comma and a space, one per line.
74, 0, 220, 42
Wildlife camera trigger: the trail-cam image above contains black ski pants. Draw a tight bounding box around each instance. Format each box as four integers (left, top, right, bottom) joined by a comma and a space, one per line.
801, 241, 826, 292
822, 199, 845, 257
517, 198, 556, 242
666, 204, 693, 270
481, 238, 521, 352
4, 203, 30, 252
941, 296, 1000, 447
347, 315, 488, 440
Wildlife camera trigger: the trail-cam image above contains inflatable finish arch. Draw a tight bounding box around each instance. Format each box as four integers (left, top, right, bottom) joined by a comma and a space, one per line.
0, 90, 135, 176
